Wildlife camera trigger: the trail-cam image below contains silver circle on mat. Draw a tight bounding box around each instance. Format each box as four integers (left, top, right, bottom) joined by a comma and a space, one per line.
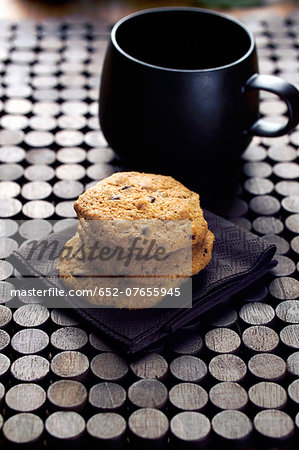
0, 219, 18, 237
55, 164, 86, 180
25, 149, 56, 165
1, 115, 29, 130
86, 412, 126, 441
55, 130, 84, 147
0, 164, 24, 181
0, 146, 25, 163
170, 412, 210, 443
24, 131, 54, 147
29, 116, 57, 131
24, 164, 55, 181
5, 383, 46, 413
0, 198, 22, 217
57, 115, 87, 130
60, 101, 89, 116
56, 147, 86, 164
4, 99, 32, 114
47, 380, 87, 411
0, 181, 21, 198
45, 411, 85, 440
22, 200, 54, 218
3, 413, 44, 444
32, 102, 60, 116
21, 181, 52, 200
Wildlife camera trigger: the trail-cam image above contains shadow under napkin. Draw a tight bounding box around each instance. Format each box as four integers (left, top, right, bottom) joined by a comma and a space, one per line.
10, 211, 276, 354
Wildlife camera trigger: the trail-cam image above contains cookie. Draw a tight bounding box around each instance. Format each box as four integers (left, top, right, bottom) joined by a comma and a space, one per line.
74, 172, 208, 252
57, 273, 184, 309
75, 223, 214, 277
191, 229, 214, 274
57, 238, 184, 309
57, 228, 213, 308
58, 171, 214, 308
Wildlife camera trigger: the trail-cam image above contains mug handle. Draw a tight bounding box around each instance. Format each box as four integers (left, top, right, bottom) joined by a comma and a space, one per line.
245, 73, 299, 137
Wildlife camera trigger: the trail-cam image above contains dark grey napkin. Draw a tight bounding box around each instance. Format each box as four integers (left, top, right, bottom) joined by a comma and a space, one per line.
10, 211, 276, 354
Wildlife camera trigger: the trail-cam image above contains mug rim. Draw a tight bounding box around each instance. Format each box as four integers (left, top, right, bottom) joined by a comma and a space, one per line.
111, 6, 255, 73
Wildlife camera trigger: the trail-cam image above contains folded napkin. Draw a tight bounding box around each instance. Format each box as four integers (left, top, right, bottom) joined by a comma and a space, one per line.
10, 211, 276, 354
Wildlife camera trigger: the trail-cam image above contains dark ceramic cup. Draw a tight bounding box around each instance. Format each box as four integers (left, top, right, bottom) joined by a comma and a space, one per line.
99, 7, 299, 191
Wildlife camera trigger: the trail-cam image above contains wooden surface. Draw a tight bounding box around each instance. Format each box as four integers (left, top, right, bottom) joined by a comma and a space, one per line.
209, 382, 248, 411
86, 412, 127, 443
128, 379, 168, 410
89, 382, 127, 411
169, 382, 208, 411
170, 411, 211, 444
50, 351, 89, 381
45, 410, 86, 440
128, 408, 169, 444
211, 410, 253, 442
254, 409, 295, 440
2, 413, 44, 444
47, 380, 87, 411
5, 383, 46, 413
0, 2, 298, 448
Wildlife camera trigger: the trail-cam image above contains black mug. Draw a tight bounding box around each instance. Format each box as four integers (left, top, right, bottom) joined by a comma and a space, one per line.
99, 7, 299, 192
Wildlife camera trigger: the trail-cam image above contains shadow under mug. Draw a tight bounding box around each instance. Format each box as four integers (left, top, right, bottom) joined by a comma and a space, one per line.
99, 7, 299, 193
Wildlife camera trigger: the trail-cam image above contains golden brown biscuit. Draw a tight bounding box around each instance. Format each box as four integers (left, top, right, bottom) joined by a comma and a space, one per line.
74, 172, 208, 252
57, 229, 214, 309
58, 171, 214, 308
57, 241, 184, 309
59, 227, 213, 278
57, 272, 184, 309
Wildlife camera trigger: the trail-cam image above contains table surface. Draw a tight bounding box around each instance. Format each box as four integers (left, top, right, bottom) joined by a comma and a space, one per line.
0, 1, 298, 448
